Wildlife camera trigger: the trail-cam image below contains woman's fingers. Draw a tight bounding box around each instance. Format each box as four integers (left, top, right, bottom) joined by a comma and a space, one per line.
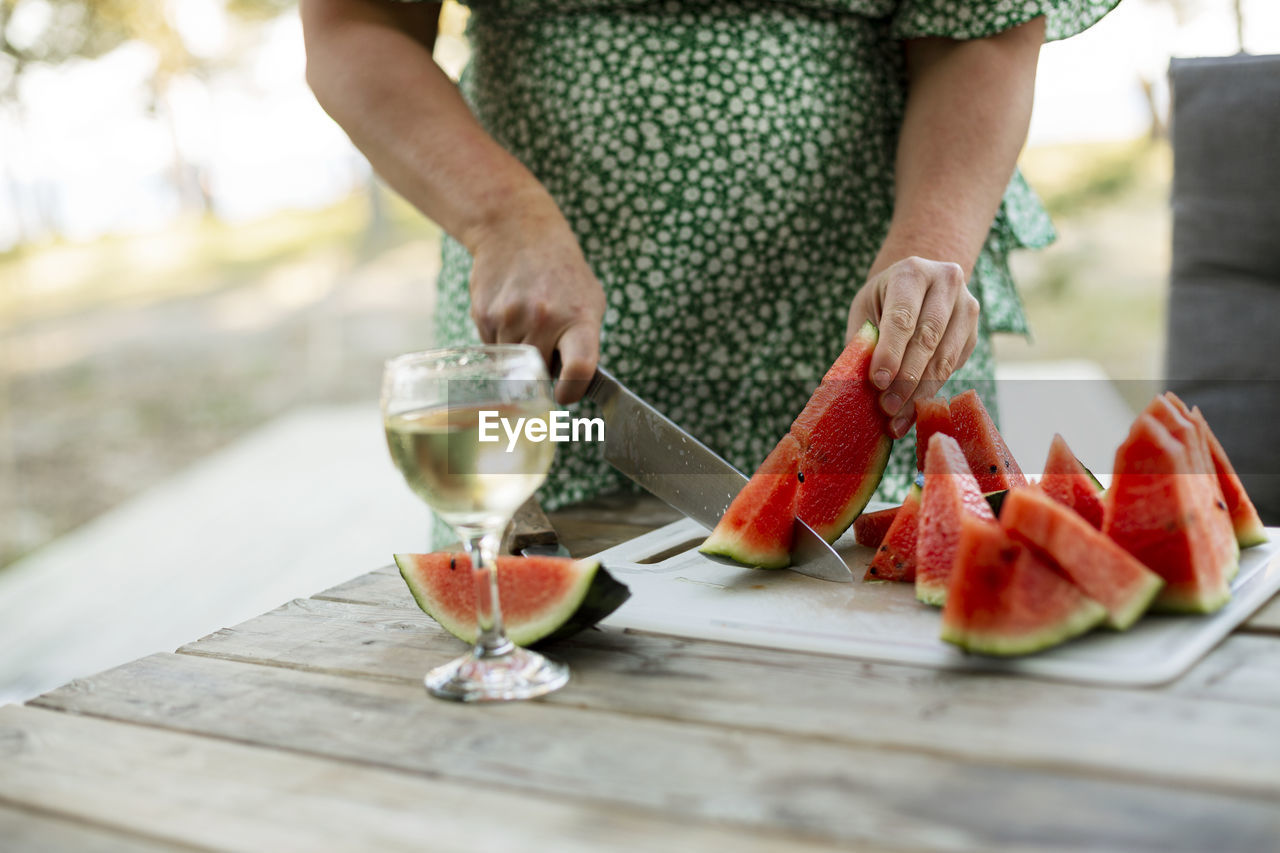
887, 291, 979, 438
880, 262, 966, 416
881, 281, 955, 420
553, 323, 600, 404
852, 257, 979, 432
866, 262, 928, 392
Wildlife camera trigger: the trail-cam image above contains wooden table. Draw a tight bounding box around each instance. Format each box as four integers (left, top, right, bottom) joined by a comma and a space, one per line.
4, 494, 1280, 852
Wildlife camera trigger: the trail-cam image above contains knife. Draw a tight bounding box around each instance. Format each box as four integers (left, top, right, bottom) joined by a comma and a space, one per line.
581, 366, 853, 582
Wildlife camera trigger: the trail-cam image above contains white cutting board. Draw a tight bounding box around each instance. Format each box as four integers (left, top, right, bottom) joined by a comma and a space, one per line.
594, 508, 1280, 687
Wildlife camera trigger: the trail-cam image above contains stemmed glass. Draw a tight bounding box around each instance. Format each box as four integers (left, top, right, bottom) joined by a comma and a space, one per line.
381, 345, 569, 701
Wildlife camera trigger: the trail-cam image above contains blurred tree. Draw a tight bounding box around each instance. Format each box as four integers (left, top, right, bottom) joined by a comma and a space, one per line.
1, 0, 127, 238
1132, 0, 1250, 140
0, 0, 296, 237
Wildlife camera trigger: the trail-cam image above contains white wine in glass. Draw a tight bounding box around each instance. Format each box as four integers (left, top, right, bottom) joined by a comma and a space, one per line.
382, 345, 568, 702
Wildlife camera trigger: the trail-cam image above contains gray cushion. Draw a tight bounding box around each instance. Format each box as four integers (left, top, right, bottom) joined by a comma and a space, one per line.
1166, 54, 1280, 523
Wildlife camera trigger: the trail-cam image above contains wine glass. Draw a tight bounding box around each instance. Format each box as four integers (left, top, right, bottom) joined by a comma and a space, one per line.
381, 344, 568, 702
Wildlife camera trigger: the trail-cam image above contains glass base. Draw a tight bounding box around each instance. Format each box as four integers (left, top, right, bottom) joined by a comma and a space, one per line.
424, 646, 569, 702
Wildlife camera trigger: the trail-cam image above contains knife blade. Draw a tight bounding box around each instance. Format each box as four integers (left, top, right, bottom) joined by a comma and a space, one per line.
583, 366, 852, 582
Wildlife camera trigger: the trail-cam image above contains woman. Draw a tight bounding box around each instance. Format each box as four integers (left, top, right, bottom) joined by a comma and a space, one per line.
301, 0, 1117, 509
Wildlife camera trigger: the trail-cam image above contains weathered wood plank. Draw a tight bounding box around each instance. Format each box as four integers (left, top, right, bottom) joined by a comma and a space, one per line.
176, 596, 1280, 796
1168, 633, 1280, 705
304, 567, 1280, 706
311, 569, 407, 605
30, 652, 1280, 852
0, 801, 195, 853
1242, 590, 1280, 634
0, 705, 855, 853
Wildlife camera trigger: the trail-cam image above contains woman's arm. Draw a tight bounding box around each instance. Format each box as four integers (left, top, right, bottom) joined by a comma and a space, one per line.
300, 0, 604, 403
848, 16, 1046, 437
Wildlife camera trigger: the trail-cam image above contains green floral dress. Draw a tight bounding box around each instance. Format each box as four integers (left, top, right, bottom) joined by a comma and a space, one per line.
428, 0, 1118, 510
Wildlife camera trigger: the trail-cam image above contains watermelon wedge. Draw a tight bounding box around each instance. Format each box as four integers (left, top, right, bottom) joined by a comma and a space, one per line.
915, 433, 997, 606
854, 505, 900, 548
1104, 413, 1237, 613
395, 553, 631, 646
1141, 395, 1239, 582
914, 397, 953, 473
791, 320, 894, 542
941, 515, 1107, 656
948, 390, 1028, 493
864, 485, 922, 582
1039, 433, 1105, 529
1000, 486, 1163, 630
1164, 393, 1268, 548
700, 434, 802, 568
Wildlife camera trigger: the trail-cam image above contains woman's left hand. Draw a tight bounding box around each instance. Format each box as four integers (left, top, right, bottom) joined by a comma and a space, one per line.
846, 256, 980, 439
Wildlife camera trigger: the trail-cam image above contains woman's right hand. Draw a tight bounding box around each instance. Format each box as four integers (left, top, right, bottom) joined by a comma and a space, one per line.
466, 199, 605, 405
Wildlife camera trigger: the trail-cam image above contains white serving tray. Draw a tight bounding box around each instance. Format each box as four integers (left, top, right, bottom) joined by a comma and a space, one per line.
594, 509, 1280, 687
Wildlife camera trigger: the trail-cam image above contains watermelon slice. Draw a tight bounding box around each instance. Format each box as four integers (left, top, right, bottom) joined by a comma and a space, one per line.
864, 485, 921, 582
1164, 393, 1268, 548
791, 320, 894, 542
947, 390, 1028, 493
858, 489, 1006, 554
1000, 486, 1163, 630
915, 433, 997, 606
1104, 413, 1237, 613
941, 515, 1107, 656
700, 434, 802, 568
914, 397, 953, 473
395, 553, 630, 646
1039, 433, 1105, 529
854, 505, 899, 548
1141, 395, 1239, 581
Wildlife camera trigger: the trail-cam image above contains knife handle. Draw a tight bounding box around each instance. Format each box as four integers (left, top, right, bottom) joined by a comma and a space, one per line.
504, 496, 560, 555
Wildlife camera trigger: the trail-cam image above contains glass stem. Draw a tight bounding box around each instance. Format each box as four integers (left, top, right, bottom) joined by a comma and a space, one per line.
460, 527, 512, 659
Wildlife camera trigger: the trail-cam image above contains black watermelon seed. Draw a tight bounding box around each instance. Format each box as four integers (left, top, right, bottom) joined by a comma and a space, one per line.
989, 464, 998, 473
450, 556, 457, 571
797, 470, 805, 483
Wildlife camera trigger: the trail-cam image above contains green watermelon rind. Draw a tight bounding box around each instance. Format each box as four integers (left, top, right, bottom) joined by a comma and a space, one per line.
941, 596, 1107, 657
699, 530, 790, 570
915, 580, 947, 608
394, 555, 632, 647
1079, 459, 1105, 492
1235, 519, 1270, 551
982, 489, 1009, 517
1149, 547, 1237, 615
1103, 570, 1166, 631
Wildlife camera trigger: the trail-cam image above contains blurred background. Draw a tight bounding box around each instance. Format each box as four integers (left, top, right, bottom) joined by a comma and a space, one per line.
1, 0, 1277, 569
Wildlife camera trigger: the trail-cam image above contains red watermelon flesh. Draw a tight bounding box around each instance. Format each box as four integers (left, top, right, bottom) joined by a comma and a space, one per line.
1164, 393, 1268, 548
915, 433, 997, 606
1000, 486, 1163, 630
948, 390, 1028, 493
1104, 414, 1237, 613
700, 434, 802, 568
1143, 395, 1217, 481
1142, 396, 1238, 580
1039, 433, 1106, 529
395, 553, 631, 646
864, 485, 921, 582
914, 397, 953, 473
941, 515, 1107, 656
790, 320, 894, 543
854, 505, 899, 548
